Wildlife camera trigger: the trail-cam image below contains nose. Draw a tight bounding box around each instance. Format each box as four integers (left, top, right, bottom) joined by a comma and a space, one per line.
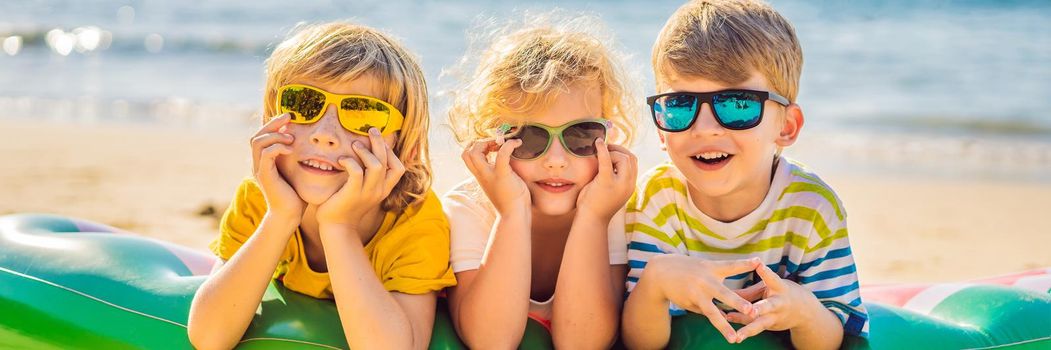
309, 105, 342, 149
690, 103, 726, 137
541, 139, 568, 170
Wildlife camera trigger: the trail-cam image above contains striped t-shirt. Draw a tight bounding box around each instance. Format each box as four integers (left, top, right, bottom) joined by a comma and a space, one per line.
625, 157, 869, 337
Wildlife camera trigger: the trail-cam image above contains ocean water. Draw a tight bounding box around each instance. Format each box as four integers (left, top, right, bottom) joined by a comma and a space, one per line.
1, 0, 1049, 180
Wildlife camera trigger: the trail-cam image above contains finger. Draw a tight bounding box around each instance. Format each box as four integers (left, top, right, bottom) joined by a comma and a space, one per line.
725, 311, 756, 325
367, 127, 388, 170
755, 264, 785, 291
383, 145, 406, 194
605, 143, 633, 154
698, 303, 738, 344
461, 146, 480, 176
734, 281, 768, 302
734, 315, 775, 343
493, 139, 521, 174
594, 138, 613, 180
750, 298, 779, 319
258, 143, 293, 177
352, 142, 384, 193
254, 113, 291, 138
251, 133, 294, 169
607, 149, 634, 180
711, 257, 762, 278
712, 286, 754, 316
466, 140, 496, 175
251, 132, 293, 149
337, 157, 364, 191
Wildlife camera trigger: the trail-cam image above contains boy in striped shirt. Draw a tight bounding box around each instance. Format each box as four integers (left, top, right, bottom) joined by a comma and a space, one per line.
621, 1, 868, 349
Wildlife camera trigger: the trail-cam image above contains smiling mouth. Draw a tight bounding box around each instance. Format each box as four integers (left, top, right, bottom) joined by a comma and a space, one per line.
692, 151, 733, 165
299, 159, 341, 173
535, 180, 575, 193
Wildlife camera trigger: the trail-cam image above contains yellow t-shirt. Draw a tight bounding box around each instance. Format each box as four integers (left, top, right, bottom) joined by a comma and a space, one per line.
209, 179, 457, 299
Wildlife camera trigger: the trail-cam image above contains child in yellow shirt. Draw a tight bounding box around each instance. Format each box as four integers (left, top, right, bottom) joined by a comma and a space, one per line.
187, 22, 455, 349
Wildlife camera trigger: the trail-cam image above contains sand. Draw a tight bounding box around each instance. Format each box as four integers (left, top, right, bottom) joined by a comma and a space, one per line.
1, 119, 1048, 284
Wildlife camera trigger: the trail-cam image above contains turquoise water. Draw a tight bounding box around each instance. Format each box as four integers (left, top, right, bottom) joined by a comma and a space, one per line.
1, 0, 1049, 179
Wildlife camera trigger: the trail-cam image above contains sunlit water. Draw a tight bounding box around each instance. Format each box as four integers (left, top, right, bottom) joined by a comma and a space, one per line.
2, 0, 1049, 181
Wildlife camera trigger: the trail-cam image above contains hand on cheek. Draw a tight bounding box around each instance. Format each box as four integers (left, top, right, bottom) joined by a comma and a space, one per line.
461, 138, 530, 215
316, 128, 406, 234
576, 138, 638, 222
251, 114, 305, 221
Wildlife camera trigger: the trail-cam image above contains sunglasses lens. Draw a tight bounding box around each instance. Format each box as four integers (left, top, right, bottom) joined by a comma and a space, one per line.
653, 95, 698, 131
510, 125, 550, 159
339, 97, 391, 134
562, 121, 607, 157
279, 86, 325, 122
712, 91, 763, 129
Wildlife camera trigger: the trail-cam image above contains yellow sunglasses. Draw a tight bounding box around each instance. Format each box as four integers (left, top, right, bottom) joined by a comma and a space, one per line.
276, 84, 404, 136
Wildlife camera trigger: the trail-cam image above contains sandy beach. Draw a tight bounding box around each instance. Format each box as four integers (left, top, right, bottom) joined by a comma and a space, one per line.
2, 119, 1049, 284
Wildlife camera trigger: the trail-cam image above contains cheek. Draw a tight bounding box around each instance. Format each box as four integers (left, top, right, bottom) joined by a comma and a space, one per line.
574, 157, 600, 182
664, 134, 690, 153
275, 153, 297, 177
508, 159, 531, 179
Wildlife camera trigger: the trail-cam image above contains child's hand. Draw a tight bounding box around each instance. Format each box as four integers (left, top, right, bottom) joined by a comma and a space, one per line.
648, 255, 762, 343
316, 128, 405, 234
461, 138, 530, 215
575, 139, 637, 222
251, 113, 305, 221
726, 264, 827, 343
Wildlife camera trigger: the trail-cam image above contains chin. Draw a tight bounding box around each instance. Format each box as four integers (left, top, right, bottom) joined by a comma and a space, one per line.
684, 176, 738, 199
290, 182, 338, 205
530, 195, 577, 217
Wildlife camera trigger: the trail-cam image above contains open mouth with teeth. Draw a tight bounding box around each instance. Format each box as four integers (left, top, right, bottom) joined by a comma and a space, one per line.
692, 152, 733, 165
535, 180, 575, 193
299, 159, 340, 173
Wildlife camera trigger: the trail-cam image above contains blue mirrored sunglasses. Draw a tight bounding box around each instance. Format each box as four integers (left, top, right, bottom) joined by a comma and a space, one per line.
646, 89, 790, 132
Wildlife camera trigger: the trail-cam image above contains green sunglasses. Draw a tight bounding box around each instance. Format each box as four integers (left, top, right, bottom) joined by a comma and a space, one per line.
502, 118, 611, 160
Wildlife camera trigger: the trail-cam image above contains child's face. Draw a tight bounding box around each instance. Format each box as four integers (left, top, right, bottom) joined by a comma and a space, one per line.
275, 77, 399, 205
508, 82, 603, 217
658, 71, 801, 201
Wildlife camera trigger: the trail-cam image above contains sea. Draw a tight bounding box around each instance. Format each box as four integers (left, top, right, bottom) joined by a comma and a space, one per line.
1, 0, 1049, 182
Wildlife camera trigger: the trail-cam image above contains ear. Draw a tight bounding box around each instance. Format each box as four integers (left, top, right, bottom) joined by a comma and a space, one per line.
775, 104, 804, 147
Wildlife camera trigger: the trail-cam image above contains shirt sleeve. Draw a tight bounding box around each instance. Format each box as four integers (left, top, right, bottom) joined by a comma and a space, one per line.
794, 201, 869, 338
441, 187, 495, 273
625, 189, 688, 289
209, 179, 266, 261
378, 193, 457, 294
625, 174, 694, 316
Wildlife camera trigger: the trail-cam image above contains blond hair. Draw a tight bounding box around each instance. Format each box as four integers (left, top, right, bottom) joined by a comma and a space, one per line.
263, 22, 431, 211
446, 11, 639, 146
653, 0, 803, 102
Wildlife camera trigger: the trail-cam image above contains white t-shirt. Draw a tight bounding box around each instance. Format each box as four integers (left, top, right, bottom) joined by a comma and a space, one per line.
442, 179, 629, 323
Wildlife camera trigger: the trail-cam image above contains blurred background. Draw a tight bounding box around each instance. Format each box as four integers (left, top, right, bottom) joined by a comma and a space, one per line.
1, 0, 1049, 284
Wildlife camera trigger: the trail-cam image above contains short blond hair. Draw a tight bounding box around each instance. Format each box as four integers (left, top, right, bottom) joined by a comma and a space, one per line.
263, 22, 431, 212
654, 0, 802, 102
447, 11, 639, 146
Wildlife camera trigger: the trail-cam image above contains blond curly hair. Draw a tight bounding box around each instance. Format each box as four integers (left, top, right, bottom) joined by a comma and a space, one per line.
446, 11, 639, 147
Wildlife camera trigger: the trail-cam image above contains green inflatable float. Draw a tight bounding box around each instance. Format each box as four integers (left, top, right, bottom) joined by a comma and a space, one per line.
1, 214, 1048, 349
